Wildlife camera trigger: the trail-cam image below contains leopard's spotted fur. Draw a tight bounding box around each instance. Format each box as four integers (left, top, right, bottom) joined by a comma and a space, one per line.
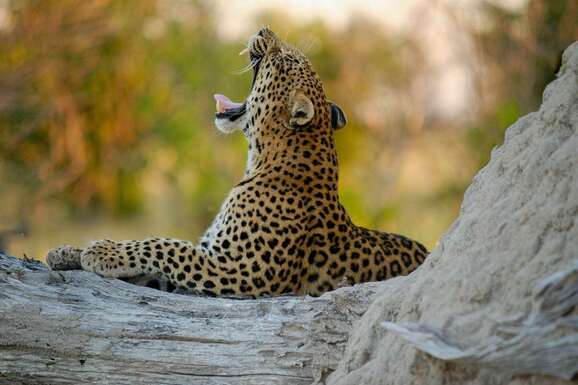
47, 28, 428, 297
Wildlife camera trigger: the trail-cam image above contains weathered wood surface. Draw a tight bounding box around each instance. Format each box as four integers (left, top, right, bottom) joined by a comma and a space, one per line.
0, 252, 383, 385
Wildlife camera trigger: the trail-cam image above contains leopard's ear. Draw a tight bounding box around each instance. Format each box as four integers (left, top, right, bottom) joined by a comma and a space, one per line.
329, 101, 346, 130
289, 91, 314, 128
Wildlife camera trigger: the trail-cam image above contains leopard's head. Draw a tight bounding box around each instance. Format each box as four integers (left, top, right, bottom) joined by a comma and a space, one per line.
215, 28, 346, 141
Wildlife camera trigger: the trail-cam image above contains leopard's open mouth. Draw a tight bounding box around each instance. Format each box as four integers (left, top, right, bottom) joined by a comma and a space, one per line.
214, 51, 263, 122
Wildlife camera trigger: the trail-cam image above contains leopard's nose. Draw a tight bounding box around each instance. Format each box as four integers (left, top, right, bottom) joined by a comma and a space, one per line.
257, 27, 273, 38
248, 34, 266, 57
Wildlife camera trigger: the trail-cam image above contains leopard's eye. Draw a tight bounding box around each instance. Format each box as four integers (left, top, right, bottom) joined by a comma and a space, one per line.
248, 34, 267, 57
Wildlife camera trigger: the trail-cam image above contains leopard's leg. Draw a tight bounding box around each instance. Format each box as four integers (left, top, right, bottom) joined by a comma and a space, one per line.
46, 238, 256, 296
348, 228, 429, 284
44, 243, 181, 292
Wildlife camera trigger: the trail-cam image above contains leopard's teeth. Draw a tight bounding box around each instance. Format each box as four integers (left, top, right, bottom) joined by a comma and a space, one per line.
216, 99, 226, 113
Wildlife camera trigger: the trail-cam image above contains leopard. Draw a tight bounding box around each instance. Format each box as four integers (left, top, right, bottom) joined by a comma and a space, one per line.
46, 28, 429, 297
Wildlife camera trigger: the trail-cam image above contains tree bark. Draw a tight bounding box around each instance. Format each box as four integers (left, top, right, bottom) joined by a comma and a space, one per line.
0, 252, 383, 385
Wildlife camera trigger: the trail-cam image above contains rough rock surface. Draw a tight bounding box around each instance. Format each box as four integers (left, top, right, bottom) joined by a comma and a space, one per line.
327, 42, 578, 385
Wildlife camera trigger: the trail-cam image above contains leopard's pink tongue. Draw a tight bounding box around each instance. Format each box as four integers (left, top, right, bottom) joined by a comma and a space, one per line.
214, 94, 243, 113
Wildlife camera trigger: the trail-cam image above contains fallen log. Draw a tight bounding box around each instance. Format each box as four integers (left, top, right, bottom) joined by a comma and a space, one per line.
0, 252, 383, 385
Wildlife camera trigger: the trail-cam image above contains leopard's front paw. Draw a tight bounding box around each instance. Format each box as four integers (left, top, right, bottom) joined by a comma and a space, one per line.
80, 239, 137, 278
46, 245, 83, 270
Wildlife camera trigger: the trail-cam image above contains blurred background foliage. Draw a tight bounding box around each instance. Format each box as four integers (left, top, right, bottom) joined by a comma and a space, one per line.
0, 0, 575, 258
